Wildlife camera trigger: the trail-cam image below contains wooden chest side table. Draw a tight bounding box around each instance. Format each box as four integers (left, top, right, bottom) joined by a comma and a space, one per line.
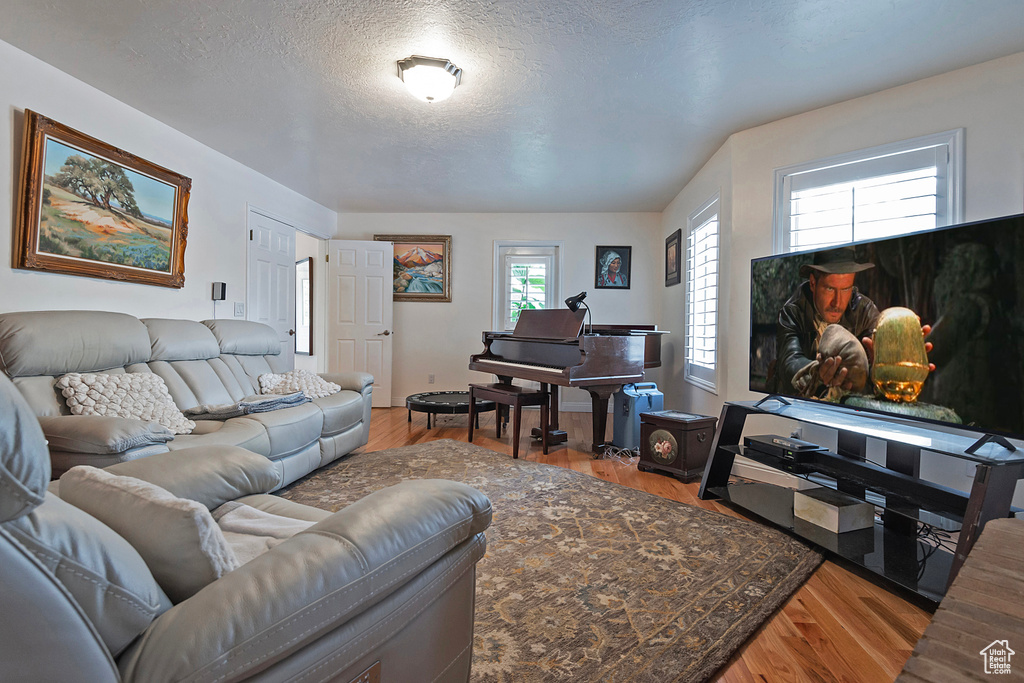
638, 410, 717, 482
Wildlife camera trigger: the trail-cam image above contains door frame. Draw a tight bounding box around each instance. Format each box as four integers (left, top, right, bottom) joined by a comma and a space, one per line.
245, 204, 333, 368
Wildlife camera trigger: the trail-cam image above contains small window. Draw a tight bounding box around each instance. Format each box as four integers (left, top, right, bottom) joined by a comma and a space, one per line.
493, 242, 562, 331
774, 130, 963, 252
685, 194, 720, 392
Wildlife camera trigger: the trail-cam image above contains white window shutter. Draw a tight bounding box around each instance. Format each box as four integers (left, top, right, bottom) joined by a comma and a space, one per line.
492, 242, 563, 331
776, 130, 963, 253
685, 195, 720, 392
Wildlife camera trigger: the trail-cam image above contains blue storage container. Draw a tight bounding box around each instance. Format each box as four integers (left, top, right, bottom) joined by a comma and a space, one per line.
611, 383, 663, 449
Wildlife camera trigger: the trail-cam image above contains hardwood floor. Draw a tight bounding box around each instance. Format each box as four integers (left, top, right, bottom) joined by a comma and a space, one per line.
367, 406, 932, 682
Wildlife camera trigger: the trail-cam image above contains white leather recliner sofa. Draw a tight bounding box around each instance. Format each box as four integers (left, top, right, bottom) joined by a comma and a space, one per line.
0, 310, 373, 484
0, 370, 492, 682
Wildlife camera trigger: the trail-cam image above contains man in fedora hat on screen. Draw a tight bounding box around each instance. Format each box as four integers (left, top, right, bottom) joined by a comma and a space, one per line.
770, 246, 880, 396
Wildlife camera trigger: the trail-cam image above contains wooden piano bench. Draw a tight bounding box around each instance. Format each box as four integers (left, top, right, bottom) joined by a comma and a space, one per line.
468, 383, 548, 459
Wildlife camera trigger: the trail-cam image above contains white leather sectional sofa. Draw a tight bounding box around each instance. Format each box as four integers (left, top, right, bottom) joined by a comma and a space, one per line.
0, 310, 373, 484
0, 367, 490, 682
0, 309, 494, 682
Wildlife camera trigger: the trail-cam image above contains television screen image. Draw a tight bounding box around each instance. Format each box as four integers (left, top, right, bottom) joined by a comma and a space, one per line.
749, 213, 1024, 439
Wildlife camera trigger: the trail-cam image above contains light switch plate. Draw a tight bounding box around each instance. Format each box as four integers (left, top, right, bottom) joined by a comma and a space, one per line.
234, 302, 245, 317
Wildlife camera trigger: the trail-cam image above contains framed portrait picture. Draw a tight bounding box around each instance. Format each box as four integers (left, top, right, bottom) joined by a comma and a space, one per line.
595, 245, 631, 289
665, 229, 682, 286
14, 110, 191, 288
373, 234, 452, 302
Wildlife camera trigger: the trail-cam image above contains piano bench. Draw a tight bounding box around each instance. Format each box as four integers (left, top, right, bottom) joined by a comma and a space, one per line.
468, 383, 549, 459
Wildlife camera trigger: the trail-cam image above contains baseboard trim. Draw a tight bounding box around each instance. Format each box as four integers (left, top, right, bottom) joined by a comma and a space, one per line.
560, 401, 608, 413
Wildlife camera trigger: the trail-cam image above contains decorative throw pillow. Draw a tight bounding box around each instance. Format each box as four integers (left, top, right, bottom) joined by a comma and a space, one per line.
6, 493, 172, 657
258, 369, 341, 399
56, 372, 195, 435
37, 415, 175, 454
59, 466, 240, 603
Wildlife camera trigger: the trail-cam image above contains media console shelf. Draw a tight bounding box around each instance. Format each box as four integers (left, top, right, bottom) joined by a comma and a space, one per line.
698, 399, 1024, 604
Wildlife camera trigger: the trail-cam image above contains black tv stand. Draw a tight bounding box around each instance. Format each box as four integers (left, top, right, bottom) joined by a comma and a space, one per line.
698, 400, 1024, 604
965, 432, 1017, 455
752, 394, 791, 408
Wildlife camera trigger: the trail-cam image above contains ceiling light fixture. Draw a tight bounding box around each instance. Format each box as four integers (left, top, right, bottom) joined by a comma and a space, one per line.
397, 56, 462, 103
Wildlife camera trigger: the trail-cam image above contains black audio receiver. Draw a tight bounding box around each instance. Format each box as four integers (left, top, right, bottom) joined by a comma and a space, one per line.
743, 434, 828, 461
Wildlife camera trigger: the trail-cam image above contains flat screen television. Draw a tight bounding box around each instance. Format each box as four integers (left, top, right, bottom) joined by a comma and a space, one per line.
749, 213, 1024, 440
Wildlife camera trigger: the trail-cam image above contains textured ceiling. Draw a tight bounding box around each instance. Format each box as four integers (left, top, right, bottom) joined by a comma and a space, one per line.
3, 1, 1024, 213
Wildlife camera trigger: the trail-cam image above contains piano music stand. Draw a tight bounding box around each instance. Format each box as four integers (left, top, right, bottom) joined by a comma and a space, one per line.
468, 383, 549, 459
512, 308, 586, 338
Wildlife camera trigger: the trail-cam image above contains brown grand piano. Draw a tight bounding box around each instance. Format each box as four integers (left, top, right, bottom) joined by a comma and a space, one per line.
468, 309, 647, 452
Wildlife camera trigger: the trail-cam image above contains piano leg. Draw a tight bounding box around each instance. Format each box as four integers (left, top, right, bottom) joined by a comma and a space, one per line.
497, 375, 512, 434
531, 384, 568, 445
587, 385, 619, 453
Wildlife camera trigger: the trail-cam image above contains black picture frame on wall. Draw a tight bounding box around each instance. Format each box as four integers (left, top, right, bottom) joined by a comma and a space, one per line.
665, 229, 682, 286
595, 245, 631, 289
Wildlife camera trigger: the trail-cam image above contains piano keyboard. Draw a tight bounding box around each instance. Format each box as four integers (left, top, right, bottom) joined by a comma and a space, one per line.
474, 359, 566, 376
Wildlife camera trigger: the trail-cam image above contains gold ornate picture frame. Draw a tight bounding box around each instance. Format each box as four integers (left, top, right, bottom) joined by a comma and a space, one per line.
373, 234, 452, 302
14, 110, 191, 288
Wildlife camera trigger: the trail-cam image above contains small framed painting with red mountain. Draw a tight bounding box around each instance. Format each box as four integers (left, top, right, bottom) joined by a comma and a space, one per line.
373, 234, 452, 302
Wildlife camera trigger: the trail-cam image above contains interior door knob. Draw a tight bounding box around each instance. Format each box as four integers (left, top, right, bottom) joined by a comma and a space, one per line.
288, 329, 296, 336
377, 330, 392, 336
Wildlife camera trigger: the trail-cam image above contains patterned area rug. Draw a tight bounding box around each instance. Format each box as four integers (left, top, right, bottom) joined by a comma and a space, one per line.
278, 440, 822, 682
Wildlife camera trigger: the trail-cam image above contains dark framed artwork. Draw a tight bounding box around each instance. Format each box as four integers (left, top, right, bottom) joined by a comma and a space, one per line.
595, 245, 631, 289
15, 110, 191, 288
665, 229, 682, 286
295, 257, 313, 355
373, 234, 452, 302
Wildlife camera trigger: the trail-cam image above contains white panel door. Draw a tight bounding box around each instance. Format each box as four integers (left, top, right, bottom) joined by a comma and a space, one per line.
246, 208, 296, 366
327, 240, 393, 407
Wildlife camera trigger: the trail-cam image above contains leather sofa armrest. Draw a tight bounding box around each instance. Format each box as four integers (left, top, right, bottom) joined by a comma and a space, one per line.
103, 446, 282, 509
118, 479, 491, 683
37, 416, 174, 455
319, 372, 374, 393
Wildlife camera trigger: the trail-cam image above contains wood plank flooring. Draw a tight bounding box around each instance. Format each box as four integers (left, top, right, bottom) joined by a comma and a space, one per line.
367, 406, 932, 682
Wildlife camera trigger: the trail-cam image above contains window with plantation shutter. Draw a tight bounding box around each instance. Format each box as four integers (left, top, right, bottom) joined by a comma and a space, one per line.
685, 194, 719, 392
506, 258, 548, 328
775, 130, 963, 253
492, 242, 562, 331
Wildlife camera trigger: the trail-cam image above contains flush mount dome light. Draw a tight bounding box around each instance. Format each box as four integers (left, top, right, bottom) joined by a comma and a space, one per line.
398, 55, 462, 103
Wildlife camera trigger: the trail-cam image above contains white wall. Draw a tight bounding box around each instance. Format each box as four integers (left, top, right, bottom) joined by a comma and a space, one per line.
662, 51, 1024, 419
661, 51, 1024, 502
0, 39, 336, 320
336, 213, 663, 406
660, 140, 734, 419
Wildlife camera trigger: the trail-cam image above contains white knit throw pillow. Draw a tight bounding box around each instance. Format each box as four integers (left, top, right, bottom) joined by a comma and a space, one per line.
56, 372, 195, 435
258, 369, 340, 399
59, 466, 240, 603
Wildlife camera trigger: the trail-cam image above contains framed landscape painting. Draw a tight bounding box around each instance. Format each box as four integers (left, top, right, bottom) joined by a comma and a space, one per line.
14, 110, 191, 288
373, 234, 452, 302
